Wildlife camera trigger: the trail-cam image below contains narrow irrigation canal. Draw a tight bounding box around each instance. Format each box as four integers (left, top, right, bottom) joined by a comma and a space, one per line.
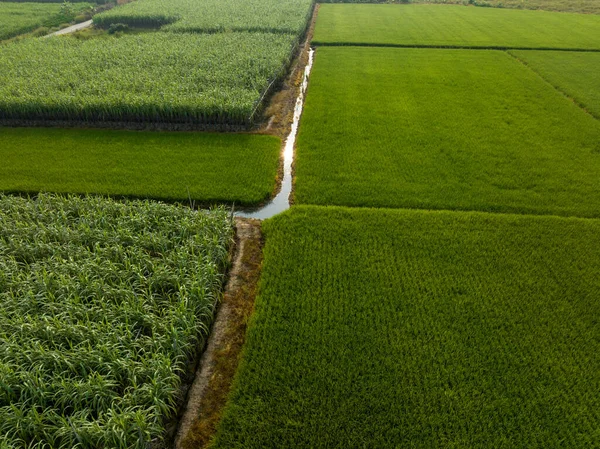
237, 47, 315, 220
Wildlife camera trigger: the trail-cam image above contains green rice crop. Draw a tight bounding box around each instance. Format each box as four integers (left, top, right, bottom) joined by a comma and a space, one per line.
0, 193, 234, 448
94, 0, 314, 34
0, 32, 296, 125
212, 205, 600, 448
0, 2, 90, 40
0, 127, 280, 206
415, 0, 600, 15
510, 50, 600, 119
295, 47, 600, 218
312, 4, 600, 49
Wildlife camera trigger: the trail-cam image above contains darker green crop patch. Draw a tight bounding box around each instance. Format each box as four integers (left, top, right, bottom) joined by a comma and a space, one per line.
0, 127, 280, 206
295, 47, 600, 218
212, 205, 600, 448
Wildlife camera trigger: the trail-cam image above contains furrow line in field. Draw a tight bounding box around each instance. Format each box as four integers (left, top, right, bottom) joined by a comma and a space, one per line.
506, 50, 600, 121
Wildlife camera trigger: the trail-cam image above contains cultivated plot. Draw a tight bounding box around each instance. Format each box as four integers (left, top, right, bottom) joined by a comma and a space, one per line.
510, 50, 600, 119
295, 47, 600, 218
0, 1, 90, 41
410, 0, 600, 14
313, 4, 600, 50
0, 128, 280, 206
0, 194, 234, 447
213, 205, 600, 448
0, 32, 296, 126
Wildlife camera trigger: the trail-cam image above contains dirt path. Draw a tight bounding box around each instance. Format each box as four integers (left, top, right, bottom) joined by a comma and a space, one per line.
175, 218, 264, 449
45, 19, 92, 37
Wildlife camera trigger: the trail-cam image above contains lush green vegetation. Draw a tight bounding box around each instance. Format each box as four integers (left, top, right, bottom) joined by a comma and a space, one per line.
94, 0, 314, 34
213, 205, 600, 448
510, 50, 600, 119
295, 47, 600, 217
312, 4, 600, 49
0, 193, 234, 448
0, 1, 91, 41
0, 32, 296, 125
0, 128, 280, 205
417, 0, 600, 15
1, 0, 315, 124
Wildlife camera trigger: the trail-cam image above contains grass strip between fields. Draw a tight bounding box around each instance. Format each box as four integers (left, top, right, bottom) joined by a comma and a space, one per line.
312, 4, 600, 50
212, 205, 600, 448
295, 47, 600, 218
0, 128, 281, 206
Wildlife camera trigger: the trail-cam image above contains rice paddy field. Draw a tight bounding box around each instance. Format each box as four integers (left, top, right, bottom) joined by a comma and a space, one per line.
510, 50, 600, 119
420, 0, 600, 15
312, 4, 600, 49
0, 128, 280, 205
3, 0, 600, 447
0, 194, 234, 447
212, 206, 600, 448
295, 47, 600, 217
0, 1, 90, 41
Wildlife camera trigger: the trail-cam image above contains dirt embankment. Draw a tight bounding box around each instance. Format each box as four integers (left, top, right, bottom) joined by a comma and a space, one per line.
175, 218, 264, 449
258, 3, 319, 140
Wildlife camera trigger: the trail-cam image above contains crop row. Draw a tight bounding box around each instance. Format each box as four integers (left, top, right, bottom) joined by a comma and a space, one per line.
0, 32, 297, 125
93, 0, 314, 34
0, 194, 234, 448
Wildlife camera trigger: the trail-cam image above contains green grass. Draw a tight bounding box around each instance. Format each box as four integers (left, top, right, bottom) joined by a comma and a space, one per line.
295, 47, 600, 218
212, 205, 600, 448
0, 193, 234, 448
312, 4, 600, 49
510, 50, 600, 119
0, 128, 281, 206
0, 2, 90, 41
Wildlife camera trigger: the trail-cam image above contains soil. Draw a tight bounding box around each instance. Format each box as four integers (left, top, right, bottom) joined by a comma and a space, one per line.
175, 218, 264, 449
257, 4, 319, 140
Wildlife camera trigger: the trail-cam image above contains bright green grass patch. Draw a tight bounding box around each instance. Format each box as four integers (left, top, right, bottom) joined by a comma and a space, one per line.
510, 50, 600, 119
295, 47, 600, 218
312, 4, 600, 49
94, 0, 314, 34
0, 32, 296, 126
0, 128, 280, 206
0, 2, 90, 40
212, 205, 600, 448
0, 193, 234, 448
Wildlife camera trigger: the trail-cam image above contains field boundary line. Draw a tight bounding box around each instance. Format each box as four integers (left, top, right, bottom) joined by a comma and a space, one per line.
295, 202, 600, 222
311, 42, 600, 52
176, 218, 264, 449
506, 50, 600, 121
